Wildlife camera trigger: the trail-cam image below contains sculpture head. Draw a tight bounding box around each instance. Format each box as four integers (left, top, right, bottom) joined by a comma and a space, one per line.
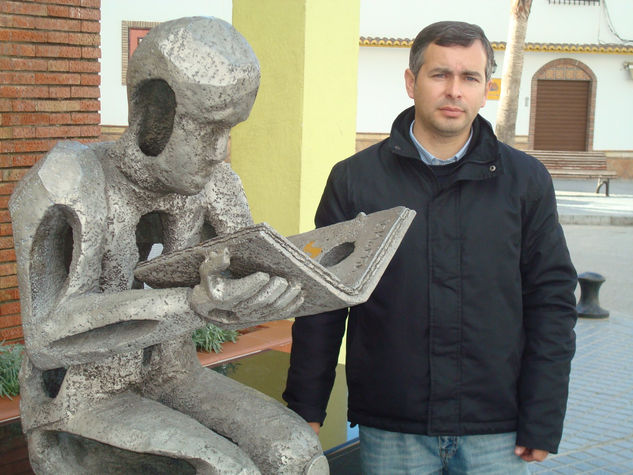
122, 17, 260, 195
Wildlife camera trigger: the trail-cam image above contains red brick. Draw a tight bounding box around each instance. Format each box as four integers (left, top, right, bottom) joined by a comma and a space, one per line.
81, 46, 100, 59
0, 263, 16, 276
0, 223, 12, 236
36, 45, 82, 59
0, 288, 19, 302
0, 182, 15, 195
0, 211, 9, 223
0, 326, 23, 341
45, 31, 70, 44
50, 0, 83, 5
12, 155, 40, 167
0, 28, 48, 43
36, 125, 82, 138
50, 113, 72, 124
1, 1, 47, 17
49, 87, 71, 99
47, 60, 70, 72
2, 112, 48, 125
79, 99, 99, 111
71, 86, 99, 98
0, 57, 48, 72
47, 5, 71, 18
81, 20, 99, 33
0, 275, 17, 290
0, 314, 22, 328
34, 16, 81, 32
80, 125, 100, 137
0, 72, 35, 85
70, 112, 98, 124
0, 249, 16, 263
35, 72, 81, 85
80, 73, 100, 86
69, 60, 99, 73
81, 0, 101, 8
9, 139, 56, 154
67, 32, 98, 46
0, 237, 14, 249
69, 6, 100, 21
0, 13, 34, 29
11, 126, 35, 139
0, 99, 11, 112
0, 86, 48, 99
36, 100, 80, 112
1, 169, 26, 181
0, 156, 12, 167
11, 100, 37, 113
0, 43, 35, 57
0, 301, 20, 316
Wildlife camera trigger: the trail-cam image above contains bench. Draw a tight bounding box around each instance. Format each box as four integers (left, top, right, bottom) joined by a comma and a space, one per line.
524, 150, 617, 196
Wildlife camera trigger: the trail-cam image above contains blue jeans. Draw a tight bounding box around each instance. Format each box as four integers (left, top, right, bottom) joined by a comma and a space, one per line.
359, 426, 530, 474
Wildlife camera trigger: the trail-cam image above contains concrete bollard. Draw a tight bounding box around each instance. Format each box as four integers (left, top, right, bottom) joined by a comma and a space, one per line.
576, 272, 609, 319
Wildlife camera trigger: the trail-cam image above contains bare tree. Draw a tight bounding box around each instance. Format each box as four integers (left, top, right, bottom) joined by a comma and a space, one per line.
495, 0, 533, 146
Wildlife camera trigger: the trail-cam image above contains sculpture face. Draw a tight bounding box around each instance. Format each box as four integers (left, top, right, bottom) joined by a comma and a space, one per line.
150, 114, 231, 195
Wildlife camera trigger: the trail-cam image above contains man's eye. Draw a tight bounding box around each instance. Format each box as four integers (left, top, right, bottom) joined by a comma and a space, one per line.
465, 76, 479, 82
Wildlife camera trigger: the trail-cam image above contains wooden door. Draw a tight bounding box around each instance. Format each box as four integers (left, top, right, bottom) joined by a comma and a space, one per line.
533, 79, 590, 151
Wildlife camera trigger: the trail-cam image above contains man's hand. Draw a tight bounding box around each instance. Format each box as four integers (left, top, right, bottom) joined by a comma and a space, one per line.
308, 422, 321, 435
515, 445, 548, 462
189, 248, 304, 325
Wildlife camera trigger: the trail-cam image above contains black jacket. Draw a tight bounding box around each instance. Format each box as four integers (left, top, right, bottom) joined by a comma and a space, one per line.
284, 107, 577, 454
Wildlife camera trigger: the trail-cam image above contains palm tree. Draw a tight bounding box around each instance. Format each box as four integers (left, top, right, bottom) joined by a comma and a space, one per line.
495, 0, 533, 146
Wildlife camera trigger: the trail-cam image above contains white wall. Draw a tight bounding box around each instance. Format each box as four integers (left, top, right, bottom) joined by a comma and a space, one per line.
100, 0, 232, 126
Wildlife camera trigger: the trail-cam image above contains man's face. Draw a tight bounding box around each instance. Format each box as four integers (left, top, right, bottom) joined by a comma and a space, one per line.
405, 41, 491, 142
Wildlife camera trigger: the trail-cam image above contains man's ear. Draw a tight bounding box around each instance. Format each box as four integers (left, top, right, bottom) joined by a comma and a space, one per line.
405, 69, 416, 99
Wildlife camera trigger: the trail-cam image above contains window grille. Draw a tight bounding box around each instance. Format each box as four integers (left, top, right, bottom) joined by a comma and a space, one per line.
547, 0, 600, 5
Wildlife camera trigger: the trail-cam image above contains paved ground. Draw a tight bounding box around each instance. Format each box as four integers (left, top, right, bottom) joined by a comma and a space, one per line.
528, 179, 633, 474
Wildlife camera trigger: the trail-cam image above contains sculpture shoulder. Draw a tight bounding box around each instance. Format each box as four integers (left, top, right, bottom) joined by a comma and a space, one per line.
10, 141, 107, 219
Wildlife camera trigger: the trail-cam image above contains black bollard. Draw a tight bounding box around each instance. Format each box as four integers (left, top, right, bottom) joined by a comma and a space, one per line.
576, 272, 609, 319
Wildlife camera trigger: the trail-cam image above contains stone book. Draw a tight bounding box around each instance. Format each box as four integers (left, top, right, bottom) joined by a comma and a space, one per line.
134, 206, 415, 316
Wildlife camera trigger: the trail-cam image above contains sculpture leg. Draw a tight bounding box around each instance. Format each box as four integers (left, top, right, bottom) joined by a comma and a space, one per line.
153, 367, 328, 474
27, 391, 260, 474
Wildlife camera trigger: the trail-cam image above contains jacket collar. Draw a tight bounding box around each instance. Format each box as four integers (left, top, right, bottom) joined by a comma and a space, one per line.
387, 106, 503, 184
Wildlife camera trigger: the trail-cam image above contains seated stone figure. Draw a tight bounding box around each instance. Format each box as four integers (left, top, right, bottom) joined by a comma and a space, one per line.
10, 17, 327, 474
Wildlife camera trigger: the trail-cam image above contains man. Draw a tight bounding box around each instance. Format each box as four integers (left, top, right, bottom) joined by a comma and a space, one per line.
284, 21, 577, 473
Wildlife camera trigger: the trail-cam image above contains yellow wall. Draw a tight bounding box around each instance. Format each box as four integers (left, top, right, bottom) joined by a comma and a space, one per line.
232, 0, 360, 236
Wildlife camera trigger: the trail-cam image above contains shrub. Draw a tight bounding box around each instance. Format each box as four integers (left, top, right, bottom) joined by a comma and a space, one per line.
0, 342, 24, 399
192, 323, 239, 353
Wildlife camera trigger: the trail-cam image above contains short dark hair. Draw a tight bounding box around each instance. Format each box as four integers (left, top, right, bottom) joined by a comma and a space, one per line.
409, 21, 496, 81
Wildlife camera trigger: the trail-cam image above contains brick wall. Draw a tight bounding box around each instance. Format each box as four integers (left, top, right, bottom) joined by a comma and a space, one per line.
0, 0, 101, 344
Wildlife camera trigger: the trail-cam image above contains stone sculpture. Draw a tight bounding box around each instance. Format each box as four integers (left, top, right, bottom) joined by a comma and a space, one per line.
10, 17, 328, 474
10, 16, 414, 474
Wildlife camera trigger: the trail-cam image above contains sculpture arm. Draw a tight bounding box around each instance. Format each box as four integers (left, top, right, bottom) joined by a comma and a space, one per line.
32, 287, 204, 370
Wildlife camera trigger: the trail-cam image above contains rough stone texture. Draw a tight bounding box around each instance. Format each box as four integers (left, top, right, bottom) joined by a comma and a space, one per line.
9, 17, 330, 474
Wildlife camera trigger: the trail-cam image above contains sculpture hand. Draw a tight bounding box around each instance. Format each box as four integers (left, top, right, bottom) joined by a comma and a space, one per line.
190, 247, 304, 325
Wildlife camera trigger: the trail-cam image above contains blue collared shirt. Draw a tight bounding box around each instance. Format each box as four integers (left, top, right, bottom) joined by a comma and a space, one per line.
409, 120, 473, 166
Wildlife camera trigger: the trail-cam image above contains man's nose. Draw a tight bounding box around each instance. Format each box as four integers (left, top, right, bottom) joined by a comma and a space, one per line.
446, 77, 462, 98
